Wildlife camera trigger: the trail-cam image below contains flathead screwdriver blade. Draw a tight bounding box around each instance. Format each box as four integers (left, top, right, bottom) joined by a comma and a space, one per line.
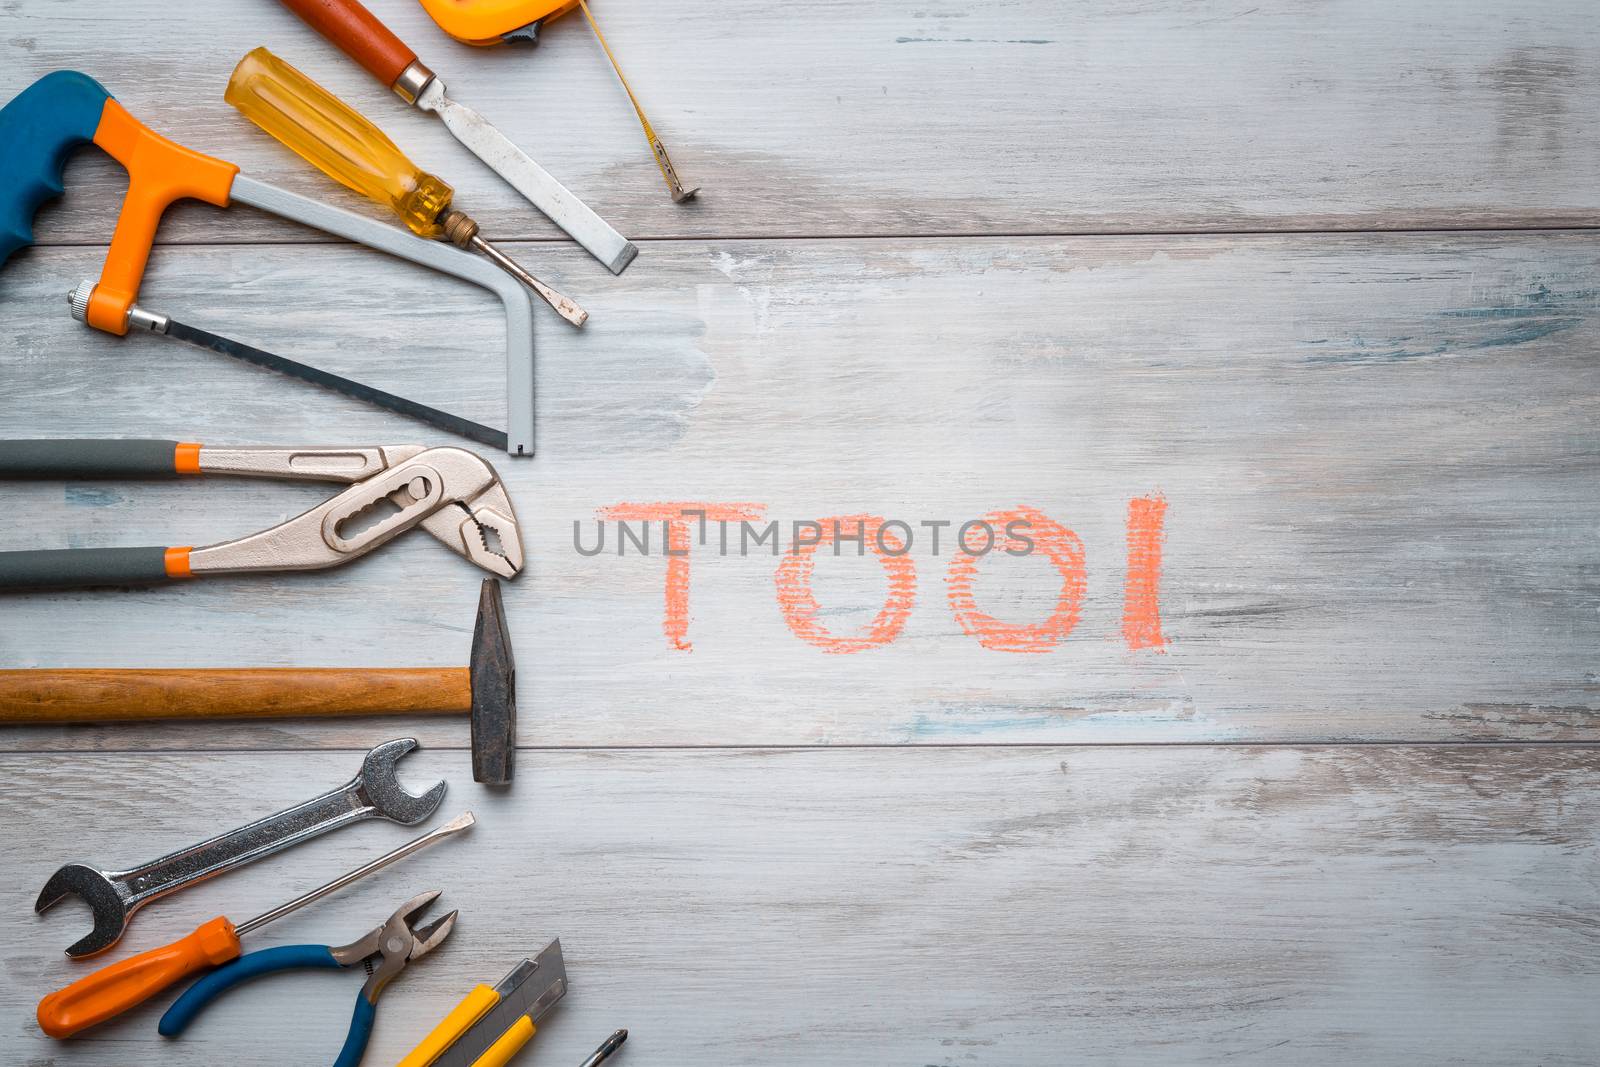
470, 234, 588, 327
237, 812, 476, 936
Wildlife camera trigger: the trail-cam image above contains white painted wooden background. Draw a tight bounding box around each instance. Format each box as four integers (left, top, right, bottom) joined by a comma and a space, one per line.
2, 1, 1598, 1063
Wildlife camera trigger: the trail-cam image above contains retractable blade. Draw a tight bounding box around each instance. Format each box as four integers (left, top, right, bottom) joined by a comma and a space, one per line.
434, 940, 568, 1067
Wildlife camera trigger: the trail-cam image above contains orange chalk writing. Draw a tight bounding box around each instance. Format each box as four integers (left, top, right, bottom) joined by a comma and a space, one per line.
946, 506, 1085, 653
1121, 493, 1168, 651
774, 515, 917, 653
598, 502, 766, 651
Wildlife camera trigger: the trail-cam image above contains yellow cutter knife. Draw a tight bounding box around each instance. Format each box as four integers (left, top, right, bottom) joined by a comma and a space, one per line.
400, 940, 568, 1067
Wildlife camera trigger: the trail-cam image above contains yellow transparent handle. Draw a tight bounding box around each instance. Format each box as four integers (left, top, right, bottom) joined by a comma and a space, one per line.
225, 46, 451, 237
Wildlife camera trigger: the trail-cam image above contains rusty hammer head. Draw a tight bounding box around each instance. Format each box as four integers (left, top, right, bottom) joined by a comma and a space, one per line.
470, 578, 517, 785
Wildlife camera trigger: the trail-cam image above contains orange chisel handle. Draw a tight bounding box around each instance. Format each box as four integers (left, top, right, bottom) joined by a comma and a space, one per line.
279, 0, 420, 91
37, 916, 242, 1038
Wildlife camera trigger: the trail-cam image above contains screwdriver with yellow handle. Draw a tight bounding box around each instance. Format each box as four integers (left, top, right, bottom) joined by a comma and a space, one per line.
226, 47, 587, 327
36, 812, 473, 1039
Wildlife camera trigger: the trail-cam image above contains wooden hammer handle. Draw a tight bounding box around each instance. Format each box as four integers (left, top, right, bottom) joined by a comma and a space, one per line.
0, 668, 472, 723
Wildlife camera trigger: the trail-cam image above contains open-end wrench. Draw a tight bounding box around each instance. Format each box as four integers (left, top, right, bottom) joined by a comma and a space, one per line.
35, 738, 445, 959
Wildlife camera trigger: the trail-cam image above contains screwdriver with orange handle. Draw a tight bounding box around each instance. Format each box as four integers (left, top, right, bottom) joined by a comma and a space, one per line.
36, 811, 474, 1039
225, 47, 587, 326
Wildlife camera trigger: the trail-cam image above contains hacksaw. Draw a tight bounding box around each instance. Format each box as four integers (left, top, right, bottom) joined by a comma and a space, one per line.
0, 71, 537, 455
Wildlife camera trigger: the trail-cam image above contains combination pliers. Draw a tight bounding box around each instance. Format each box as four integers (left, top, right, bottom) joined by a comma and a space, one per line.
158, 890, 457, 1067
0, 439, 522, 589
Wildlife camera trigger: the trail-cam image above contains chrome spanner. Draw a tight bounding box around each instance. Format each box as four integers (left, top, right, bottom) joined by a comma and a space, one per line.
36, 738, 445, 958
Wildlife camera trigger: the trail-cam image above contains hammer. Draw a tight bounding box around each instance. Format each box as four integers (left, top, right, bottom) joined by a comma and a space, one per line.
0, 579, 516, 784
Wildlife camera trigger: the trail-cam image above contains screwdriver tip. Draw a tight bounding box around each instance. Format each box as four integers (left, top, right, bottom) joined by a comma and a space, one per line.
580, 1029, 629, 1066
438, 811, 477, 833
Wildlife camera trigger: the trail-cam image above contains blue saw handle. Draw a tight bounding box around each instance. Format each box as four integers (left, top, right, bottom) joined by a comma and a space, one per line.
0, 71, 112, 267
159, 944, 341, 1037
334, 994, 378, 1067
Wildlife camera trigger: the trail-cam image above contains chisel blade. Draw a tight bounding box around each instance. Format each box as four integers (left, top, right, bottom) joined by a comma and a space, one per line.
160, 316, 510, 452
417, 81, 638, 275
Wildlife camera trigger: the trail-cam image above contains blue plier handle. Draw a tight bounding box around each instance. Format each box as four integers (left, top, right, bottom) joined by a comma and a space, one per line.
162, 945, 373, 1067
158, 891, 457, 1067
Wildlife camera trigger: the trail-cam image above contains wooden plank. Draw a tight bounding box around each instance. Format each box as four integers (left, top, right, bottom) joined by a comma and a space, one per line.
3, 745, 1597, 1064
1, 231, 1598, 748
4, 0, 1600, 245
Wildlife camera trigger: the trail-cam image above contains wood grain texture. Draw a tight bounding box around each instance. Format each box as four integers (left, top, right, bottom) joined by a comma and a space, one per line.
3, 746, 1597, 1065
3, 0, 1599, 247
1, 231, 1596, 748
4, 2, 1597, 1063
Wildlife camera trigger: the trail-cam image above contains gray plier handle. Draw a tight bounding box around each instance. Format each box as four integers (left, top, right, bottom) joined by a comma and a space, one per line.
0, 439, 401, 590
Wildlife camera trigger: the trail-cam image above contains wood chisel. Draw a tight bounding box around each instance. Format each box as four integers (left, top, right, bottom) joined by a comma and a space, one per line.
36, 812, 474, 1038
417, 0, 699, 202
279, 0, 638, 274
397, 940, 568, 1066
0, 71, 538, 454
227, 47, 586, 327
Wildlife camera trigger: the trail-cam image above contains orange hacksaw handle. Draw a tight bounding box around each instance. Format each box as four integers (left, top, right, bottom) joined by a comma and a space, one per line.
85, 100, 239, 334
36, 916, 242, 1038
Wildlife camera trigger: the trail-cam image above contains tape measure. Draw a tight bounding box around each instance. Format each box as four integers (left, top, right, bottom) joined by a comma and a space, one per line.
416, 0, 699, 200
416, 0, 579, 45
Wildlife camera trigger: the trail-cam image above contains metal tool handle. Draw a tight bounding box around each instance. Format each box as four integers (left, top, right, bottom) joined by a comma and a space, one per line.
224, 175, 534, 454
0, 547, 178, 590
110, 775, 377, 912
0, 439, 187, 478
278, 0, 420, 90
158, 944, 341, 1035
